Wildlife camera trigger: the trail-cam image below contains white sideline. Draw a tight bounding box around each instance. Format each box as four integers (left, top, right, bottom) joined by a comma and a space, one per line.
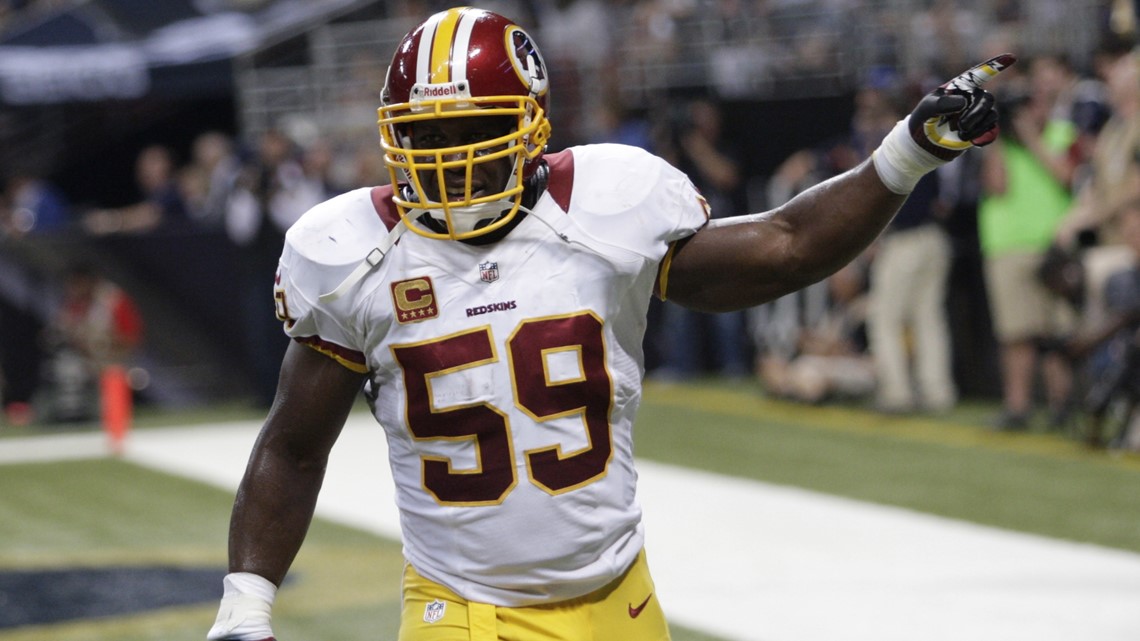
6, 419, 1140, 641
0, 430, 109, 464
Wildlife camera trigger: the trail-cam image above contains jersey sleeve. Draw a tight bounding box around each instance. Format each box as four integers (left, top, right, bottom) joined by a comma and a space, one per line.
568, 144, 710, 261
273, 189, 382, 373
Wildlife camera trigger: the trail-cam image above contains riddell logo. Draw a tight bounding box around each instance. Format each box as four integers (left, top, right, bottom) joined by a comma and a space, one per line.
418, 84, 459, 98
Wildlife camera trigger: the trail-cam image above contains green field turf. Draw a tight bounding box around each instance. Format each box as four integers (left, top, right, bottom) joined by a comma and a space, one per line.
636, 381, 1140, 553
1, 379, 1137, 640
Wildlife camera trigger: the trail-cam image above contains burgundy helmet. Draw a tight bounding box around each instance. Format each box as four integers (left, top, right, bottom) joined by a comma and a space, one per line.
378, 7, 552, 240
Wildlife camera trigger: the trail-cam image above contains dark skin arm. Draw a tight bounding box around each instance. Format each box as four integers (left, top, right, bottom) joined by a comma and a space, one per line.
227, 340, 367, 585
665, 158, 906, 311
664, 54, 1014, 311
224, 166, 896, 581
218, 164, 898, 584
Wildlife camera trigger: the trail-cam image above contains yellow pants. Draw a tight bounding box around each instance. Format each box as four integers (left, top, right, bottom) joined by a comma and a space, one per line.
398, 550, 671, 641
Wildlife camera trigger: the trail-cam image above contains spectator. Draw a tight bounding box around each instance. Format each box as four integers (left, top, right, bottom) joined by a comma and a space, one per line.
908, 0, 982, 79
300, 137, 349, 200
1066, 200, 1140, 448
0, 255, 47, 426
590, 96, 654, 150
38, 262, 143, 423
939, 142, 1001, 398
82, 145, 189, 236
978, 61, 1081, 430
654, 97, 751, 380
1057, 50, 1140, 334
765, 79, 900, 205
1, 171, 72, 237
754, 258, 876, 404
752, 80, 895, 397
347, 141, 388, 191
868, 166, 957, 414
1053, 50, 1136, 246
180, 130, 240, 229
225, 128, 324, 406
536, 0, 612, 144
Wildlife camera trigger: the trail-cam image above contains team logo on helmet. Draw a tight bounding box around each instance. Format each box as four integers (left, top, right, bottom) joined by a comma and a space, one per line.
505, 26, 548, 96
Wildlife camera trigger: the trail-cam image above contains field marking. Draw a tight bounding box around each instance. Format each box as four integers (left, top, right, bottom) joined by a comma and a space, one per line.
92, 418, 1140, 641
643, 383, 1140, 471
0, 430, 108, 464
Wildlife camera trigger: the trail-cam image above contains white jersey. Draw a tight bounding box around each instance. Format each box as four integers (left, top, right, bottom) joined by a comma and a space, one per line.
274, 143, 709, 606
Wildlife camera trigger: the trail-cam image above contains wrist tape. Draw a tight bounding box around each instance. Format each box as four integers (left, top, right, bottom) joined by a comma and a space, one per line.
207, 572, 277, 641
872, 116, 947, 195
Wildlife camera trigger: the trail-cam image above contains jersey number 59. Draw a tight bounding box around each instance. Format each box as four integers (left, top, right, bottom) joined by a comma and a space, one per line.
391, 312, 613, 506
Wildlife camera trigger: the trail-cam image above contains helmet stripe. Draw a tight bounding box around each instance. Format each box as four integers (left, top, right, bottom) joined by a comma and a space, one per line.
429, 7, 466, 84
451, 10, 479, 82
415, 10, 445, 85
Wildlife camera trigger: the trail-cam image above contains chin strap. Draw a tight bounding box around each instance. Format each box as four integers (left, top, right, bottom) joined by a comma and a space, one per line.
409, 161, 551, 238
409, 198, 517, 237
318, 218, 408, 303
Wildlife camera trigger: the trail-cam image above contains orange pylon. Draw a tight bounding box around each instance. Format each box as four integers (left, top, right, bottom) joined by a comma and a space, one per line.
100, 365, 132, 455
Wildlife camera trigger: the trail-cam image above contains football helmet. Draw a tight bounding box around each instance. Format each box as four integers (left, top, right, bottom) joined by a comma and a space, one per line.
378, 7, 552, 241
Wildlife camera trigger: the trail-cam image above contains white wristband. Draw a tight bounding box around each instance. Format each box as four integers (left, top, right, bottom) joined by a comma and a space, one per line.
872, 116, 947, 195
207, 572, 277, 641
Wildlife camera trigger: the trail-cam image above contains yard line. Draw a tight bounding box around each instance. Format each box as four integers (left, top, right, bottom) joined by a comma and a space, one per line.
0, 430, 107, 464
638, 462, 1140, 641
11, 419, 1140, 641
642, 383, 1140, 470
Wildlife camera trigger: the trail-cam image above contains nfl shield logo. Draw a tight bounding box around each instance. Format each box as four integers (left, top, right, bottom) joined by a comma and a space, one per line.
423, 599, 446, 624
479, 261, 499, 283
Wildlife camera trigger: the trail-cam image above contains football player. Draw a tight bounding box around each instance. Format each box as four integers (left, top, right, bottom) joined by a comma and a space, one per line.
208, 7, 1013, 640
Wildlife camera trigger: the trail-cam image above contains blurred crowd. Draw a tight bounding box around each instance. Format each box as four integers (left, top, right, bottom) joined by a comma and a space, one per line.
1, 0, 1139, 450
746, 40, 1140, 449
0, 124, 370, 420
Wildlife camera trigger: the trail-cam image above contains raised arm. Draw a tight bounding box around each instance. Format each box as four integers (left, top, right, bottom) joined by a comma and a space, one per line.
208, 340, 367, 641
666, 160, 901, 310
665, 54, 1016, 312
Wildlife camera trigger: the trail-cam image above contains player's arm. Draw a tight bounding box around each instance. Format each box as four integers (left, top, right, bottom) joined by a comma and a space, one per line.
665, 161, 902, 311
208, 340, 367, 641
664, 54, 1015, 312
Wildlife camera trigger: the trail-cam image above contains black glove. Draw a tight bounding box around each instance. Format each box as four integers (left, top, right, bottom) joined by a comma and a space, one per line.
872, 53, 1016, 193
908, 54, 1017, 161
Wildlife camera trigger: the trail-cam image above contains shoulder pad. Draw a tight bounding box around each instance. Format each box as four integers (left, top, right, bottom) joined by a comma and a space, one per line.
546, 144, 706, 261
566, 144, 665, 216
285, 187, 395, 269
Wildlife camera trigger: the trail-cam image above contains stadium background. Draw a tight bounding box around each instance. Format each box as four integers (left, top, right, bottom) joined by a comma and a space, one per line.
2, 1, 1139, 640
0, 0, 1113, 405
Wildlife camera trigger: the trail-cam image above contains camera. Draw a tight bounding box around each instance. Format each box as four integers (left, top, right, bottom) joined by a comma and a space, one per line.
995, 88, 1031, 139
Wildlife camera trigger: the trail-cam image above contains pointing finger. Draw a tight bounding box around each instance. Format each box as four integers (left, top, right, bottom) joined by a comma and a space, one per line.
946, 53, 1017, 93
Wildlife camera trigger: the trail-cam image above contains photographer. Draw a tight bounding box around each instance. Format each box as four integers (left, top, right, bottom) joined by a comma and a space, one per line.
1065, 201, 1140, 448
978, 56, 1082, 430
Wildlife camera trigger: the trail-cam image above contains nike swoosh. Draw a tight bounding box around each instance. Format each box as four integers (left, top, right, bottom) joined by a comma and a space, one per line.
628, 593, 653, 619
